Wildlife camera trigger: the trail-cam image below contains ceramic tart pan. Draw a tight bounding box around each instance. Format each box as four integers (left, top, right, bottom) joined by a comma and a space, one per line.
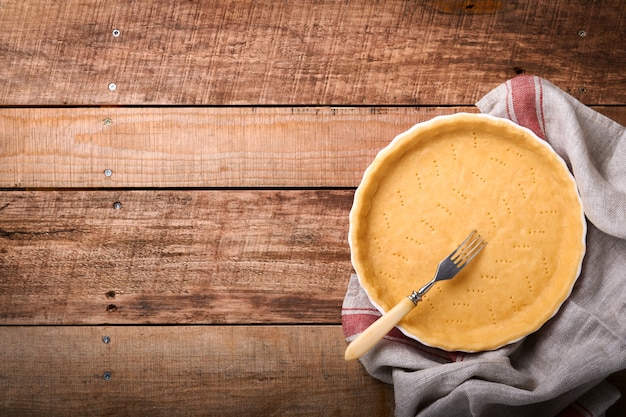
349, 113, 586, 352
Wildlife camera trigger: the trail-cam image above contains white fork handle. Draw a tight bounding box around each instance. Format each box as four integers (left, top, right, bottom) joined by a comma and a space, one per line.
344, 296, 416, 361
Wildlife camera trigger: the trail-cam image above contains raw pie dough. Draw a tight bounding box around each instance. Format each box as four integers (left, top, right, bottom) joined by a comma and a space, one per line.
349, 113, 586, 352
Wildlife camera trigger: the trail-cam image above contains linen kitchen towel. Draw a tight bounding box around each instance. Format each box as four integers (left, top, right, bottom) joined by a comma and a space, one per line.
342, 76, 626, 417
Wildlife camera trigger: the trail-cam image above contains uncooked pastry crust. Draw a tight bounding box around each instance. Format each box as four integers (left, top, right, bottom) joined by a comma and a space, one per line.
349, 113, 586, 352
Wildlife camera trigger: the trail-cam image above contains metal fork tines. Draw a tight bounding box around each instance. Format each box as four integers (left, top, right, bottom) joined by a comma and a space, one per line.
410, 230, 486, 303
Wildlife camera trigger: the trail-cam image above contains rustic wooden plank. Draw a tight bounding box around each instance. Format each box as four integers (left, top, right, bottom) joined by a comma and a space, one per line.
0, 325, 394, 416
2, 106, 624, 189
0, 325, 622, 415
0, 106, 461, 188
0, 189, 354, 325
0, 0, 624, 106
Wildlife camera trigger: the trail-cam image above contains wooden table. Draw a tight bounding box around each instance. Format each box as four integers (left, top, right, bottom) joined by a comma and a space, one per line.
1, 1, 624, 415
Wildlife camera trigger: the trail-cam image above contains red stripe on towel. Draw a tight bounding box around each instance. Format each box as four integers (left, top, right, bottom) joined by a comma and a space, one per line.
341, 312, 380, 338
509, 76, 547, 140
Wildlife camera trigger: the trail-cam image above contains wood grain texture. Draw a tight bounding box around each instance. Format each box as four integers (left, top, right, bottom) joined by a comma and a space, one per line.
0, 325, 394, 416
0, 106, 462, 188
2, 0, 625, 412
0, 189, 353, 325
0, 0, 624, 106
2, 106, 624, 189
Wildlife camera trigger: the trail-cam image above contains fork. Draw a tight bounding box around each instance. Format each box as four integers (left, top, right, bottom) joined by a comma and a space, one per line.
344, 230, 487, 361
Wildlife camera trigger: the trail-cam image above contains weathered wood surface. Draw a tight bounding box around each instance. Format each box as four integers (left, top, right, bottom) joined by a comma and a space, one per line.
1, 0, 625, 106
0, 189, 353, 325
2, 106, 625, 189
0, 325, 394, 416
1, 0, 625, 415
0, 106, 461, 188
0, 322, 620, 417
